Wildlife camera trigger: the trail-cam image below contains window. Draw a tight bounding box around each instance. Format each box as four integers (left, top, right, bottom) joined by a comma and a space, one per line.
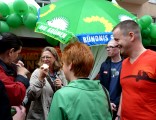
152, 17, 156, 23
132, 13, 137, 17
35, 0, 52, 7
149, 0, 156, 4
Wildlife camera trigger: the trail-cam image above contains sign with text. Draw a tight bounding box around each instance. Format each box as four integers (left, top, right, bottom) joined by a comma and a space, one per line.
77, 32, 113, 46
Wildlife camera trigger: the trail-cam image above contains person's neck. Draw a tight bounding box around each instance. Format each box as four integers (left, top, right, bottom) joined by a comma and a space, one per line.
49, 68, 54, 74
129, 45, 146, 64
68, 73, 79, 82
0, 55, 9, 65
69, 76, 78, 81
111, 55, 122, 63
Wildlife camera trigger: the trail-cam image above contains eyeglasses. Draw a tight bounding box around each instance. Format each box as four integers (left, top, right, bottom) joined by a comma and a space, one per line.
106, 45, 119, 49
41, 56, 52, 60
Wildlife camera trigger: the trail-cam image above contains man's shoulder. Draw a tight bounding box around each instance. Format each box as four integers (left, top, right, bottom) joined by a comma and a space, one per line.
102, 58, 111, 64
142, 49, 156, 60
147, 49, 156, 55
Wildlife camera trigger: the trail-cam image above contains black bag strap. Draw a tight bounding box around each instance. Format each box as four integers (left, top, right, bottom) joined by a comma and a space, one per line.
101, 84, 112, 116
46, 75, 56, 92
23, 75, 56, 106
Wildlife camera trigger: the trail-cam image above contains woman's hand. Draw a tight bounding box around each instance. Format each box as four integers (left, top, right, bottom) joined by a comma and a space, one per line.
54, 78, 63, 88
38, 65, 49, 81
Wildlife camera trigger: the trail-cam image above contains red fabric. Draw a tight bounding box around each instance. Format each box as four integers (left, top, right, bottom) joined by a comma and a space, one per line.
0, 66, 26, 106
120, 50, 156, 120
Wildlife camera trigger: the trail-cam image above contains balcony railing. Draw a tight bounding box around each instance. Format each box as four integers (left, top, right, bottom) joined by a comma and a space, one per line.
116, 0, 148, 5
35, 0, 57, 7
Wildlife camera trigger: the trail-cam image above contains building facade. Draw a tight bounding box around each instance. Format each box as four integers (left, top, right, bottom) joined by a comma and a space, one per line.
116, 0, 156, 22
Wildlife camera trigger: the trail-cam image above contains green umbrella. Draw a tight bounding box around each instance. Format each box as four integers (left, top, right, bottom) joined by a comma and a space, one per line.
35, 0, 136, 46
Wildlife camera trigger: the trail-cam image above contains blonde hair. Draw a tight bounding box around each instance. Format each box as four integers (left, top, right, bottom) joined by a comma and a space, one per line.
38, 47, 62, 72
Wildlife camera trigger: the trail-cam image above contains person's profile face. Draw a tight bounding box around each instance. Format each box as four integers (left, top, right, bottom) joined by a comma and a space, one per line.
106, 41, 119, 57
113, 28, 128, 56
10, 47, 22, 64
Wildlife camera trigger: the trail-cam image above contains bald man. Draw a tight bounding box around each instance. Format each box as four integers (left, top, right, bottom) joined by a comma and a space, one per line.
99, 40, 123, 120
113, 20, 156, 120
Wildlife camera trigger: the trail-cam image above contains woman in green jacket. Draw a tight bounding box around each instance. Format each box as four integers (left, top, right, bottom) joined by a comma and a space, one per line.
48, 41, 112, 120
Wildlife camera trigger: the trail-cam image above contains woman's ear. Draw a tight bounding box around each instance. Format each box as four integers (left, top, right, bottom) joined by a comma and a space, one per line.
69, 63, 73, 71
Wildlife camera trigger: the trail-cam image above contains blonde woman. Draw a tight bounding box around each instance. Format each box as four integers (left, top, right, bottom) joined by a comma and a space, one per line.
26, 47, 67, 120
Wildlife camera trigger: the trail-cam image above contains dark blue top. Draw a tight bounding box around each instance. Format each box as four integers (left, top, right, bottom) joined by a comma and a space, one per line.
99, 58, 122, 106
109, 61, 122, 104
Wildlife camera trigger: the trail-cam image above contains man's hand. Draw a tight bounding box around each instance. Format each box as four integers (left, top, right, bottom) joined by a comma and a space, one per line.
15, 60, 30, 76
110, 102, 117, 111
12, 105, 26, 120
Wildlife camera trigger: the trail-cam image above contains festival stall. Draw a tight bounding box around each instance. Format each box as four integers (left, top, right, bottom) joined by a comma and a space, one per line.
1, 0, 156, 78
0, 0, 60, 73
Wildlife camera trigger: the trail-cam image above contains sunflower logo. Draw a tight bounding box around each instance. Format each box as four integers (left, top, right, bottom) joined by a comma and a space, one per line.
84, 16, 113, 32
47, 17, 68, 30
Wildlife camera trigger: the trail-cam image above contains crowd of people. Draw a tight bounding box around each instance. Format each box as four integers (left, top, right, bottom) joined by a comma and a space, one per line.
0, 19, 156, 120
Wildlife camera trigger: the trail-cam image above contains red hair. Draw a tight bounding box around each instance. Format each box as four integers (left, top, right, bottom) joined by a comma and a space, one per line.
62, 42, 94, 77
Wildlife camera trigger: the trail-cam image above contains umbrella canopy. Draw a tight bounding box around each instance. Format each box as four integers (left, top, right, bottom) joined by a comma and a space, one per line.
35, 0, 136, 46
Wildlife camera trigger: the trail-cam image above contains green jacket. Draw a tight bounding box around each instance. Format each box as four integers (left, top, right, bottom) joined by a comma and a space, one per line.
48, 79, 112, 120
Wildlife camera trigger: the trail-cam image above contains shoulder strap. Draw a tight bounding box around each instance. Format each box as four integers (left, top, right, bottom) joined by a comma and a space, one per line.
101, 84, 112, 116
46, 75, 56, 92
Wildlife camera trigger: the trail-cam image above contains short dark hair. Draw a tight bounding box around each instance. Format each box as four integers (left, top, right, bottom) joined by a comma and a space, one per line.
0, 33, 23, 54
113, 20, 140, 36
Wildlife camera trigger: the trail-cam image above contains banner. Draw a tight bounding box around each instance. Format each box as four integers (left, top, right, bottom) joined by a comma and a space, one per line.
77, 32, 113, 46
35, 23, 72, 44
